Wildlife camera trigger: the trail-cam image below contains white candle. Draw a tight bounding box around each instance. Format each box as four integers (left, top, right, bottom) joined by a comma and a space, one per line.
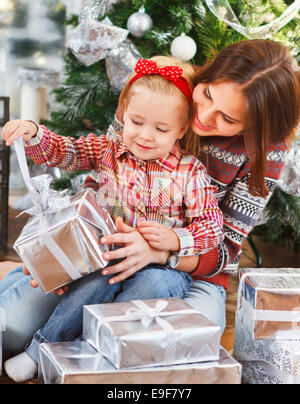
20, 83, 47, 122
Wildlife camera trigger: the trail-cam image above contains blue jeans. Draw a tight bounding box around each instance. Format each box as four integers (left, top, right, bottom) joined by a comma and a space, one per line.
25, 264, 192, 363
0, 267, 61, 357
0, 267, 226, 361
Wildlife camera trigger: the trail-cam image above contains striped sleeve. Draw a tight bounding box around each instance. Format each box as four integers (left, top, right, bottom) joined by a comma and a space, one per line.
173, 165, 224, 256
24, 125, 107, 171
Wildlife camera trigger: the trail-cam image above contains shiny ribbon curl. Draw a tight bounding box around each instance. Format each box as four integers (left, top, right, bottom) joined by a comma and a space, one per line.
205, 0, 300, 39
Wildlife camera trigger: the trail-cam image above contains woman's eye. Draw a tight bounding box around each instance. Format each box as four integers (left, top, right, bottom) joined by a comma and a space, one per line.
222, 115, 234, 125
204, 87, 212, 100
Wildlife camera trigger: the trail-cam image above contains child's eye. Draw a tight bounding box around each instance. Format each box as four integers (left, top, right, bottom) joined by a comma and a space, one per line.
132, 119, 142, 125
157, 127, 168, 133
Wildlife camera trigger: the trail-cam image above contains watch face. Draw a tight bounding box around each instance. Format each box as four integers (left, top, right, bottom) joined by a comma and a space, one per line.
170, 254, 180, 268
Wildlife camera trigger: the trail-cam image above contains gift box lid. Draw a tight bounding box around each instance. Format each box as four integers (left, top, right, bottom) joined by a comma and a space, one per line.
240, 268, 300, 292
14, 189, 116, 247
84, 297, 219, 336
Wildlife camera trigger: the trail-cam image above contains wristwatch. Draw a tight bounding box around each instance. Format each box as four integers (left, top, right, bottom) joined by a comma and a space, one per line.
167, 252, 180, 269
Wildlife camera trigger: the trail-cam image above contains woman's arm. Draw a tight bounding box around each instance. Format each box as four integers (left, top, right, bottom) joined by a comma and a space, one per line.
186, 165, 284, 280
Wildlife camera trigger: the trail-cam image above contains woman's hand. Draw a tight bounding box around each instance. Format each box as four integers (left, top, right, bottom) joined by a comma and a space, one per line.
100, 217, 169, 284
2, 120, 38, 146
137, 220, 180, 251
22, 266, 69, 296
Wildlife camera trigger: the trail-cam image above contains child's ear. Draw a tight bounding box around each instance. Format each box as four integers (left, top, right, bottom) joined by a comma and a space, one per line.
116, 100, 128, 123
122, 100, 128, 121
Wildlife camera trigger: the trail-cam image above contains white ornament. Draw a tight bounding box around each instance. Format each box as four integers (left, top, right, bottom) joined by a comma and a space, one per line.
170, 34, 197, 61
127, 7, 153, 38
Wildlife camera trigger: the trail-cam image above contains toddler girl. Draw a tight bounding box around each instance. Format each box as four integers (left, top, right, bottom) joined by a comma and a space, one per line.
2, 56, 224, 382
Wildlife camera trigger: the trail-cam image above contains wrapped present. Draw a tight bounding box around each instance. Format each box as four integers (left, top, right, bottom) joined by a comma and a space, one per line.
234, 312, 300, 384
39, 342, 242, 384
0, 309, 4, 376
13, 138, 117, 293
82, 298, 222, 369
238, 268, 300, 340
14, 188, 117, 293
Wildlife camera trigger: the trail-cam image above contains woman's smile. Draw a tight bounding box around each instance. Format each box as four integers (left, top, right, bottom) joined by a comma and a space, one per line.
193, 114, 215, 131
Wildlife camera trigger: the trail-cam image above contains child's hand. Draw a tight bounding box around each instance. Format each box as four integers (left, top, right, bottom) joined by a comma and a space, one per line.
22, 265, 69, 296
137, 220, 180, 252
100, 217, 169, 284
2, 120, 38, 146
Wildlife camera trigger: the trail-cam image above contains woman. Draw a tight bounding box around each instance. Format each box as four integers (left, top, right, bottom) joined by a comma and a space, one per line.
1, 39, 299, 373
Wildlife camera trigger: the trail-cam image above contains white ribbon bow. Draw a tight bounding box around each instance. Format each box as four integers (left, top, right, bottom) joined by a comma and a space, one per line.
125, 300, 170, 328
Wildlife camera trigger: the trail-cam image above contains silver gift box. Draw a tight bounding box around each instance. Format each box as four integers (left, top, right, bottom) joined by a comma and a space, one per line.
238, 268, 300, 340
82, 298, 222, 369
234, 312, 300, 384
39, 342, 242, 384
14, 189, 117, 293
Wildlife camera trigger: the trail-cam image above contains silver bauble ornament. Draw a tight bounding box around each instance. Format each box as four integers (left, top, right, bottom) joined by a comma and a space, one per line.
127, 7, 153, 38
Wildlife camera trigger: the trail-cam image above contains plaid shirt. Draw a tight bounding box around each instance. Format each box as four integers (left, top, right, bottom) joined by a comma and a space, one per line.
25, 120, 224, 257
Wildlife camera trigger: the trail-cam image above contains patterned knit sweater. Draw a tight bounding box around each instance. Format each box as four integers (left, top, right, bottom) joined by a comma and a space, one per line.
193, 133, 289, 289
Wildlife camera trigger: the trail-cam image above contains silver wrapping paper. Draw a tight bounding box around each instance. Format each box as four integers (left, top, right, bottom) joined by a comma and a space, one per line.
39, 342, 241, 384
79, 0, 120, 23
234, 313, 300, 384
106, 40, 141, 90
14, 189, 117, 293
83, 298, 222, 369
68, 17, 129, 66
239, 268, 300, 340
79, 0, 111, 22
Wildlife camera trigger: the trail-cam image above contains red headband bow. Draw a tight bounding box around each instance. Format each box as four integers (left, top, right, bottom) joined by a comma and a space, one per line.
129, 59, 193, 103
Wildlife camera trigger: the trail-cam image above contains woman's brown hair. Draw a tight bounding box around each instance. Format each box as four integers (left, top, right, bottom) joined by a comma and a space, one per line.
191, 39, 300, 197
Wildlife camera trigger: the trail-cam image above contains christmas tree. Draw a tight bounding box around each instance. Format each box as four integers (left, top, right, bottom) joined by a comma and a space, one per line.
43, 0, 300, 250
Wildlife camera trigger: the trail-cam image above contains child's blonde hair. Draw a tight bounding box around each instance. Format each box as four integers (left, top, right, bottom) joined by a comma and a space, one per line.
117, 56, 195, 124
